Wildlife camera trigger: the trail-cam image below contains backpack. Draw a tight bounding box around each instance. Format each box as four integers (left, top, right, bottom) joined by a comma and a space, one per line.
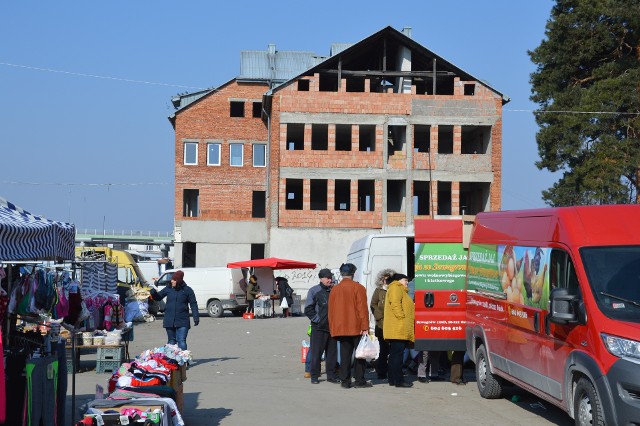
285, 284, 294, 297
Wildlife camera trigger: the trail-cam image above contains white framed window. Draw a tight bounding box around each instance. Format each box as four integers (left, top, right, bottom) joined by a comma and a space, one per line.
253, 144, 266, 167
207, 143, 221, 166
230, 143, 243, 166
184, 142, 198, 165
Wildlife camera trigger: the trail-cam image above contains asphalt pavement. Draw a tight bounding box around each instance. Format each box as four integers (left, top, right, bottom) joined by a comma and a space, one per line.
65, 313, 573, 426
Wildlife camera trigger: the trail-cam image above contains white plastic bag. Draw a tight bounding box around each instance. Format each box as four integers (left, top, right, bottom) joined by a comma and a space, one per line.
355, 334, 380, 361
281, 297, 289, 309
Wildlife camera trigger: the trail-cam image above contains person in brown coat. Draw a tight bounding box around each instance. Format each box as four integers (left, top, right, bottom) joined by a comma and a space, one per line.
328, 263, 372, 389
370, 268, 395, 380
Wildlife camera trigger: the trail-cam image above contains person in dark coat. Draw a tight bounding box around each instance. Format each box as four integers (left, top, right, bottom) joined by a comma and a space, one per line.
150, 270, 199, 350
276, 276, 294, 318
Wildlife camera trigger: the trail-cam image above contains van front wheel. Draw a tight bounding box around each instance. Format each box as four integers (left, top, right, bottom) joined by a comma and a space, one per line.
574, 377, 604, 426
207, 300, 224, 318
476, 344, 503, 399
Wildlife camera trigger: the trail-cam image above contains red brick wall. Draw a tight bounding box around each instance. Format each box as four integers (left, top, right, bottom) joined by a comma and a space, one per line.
173, 81, 269, 222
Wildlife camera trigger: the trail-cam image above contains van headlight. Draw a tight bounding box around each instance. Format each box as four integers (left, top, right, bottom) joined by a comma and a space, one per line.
602, 333, 640, 360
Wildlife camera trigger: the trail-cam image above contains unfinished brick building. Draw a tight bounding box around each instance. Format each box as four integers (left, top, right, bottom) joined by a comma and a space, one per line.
169, 26, 508, 282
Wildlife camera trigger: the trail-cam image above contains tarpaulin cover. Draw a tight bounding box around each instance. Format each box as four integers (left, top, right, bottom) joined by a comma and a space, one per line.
0, 196, 75, 260
227, 257, 316, 270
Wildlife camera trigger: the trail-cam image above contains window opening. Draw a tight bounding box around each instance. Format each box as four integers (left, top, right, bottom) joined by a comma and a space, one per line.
183, 189, 199, 217
413, 181, 430, 215
459, 182, 490, 215
310, 180, 328, 211
464, 84, 475, 96
286, 123, 304, 150
388, 125, 406, 156
437, 126, 454, 154
252, 102, 262, 118
319, 73, 338, 92
230, 101, 245, 117
387, 180, 406, 212
252, 191, 266, 218
358, 180, 375, 211
437, 181, 452, 215
182, 242, 196, 268
414, 125, 430, 153
346, 77, 365, 92
461, 126, 490, 154
298, 79, 310, 91
359, 125, 376, 152
334, 180, 350, 211
285, 179, 303, 210
311, 124, 328, 150
251, 244, 265, 260
335, 124, 352, 151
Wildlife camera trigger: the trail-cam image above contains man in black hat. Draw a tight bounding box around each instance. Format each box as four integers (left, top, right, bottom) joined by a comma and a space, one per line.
304, 268, 339, 385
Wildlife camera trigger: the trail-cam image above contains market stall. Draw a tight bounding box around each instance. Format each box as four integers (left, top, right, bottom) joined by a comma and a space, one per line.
226, 257, 317, 318
0, 196, 76, 425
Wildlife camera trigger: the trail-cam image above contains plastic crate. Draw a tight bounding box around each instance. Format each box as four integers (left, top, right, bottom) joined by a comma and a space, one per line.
96, 359, 121, 374
97, 346, 124, 362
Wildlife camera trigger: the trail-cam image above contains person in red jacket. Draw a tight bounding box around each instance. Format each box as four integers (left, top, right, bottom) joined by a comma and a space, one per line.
328, 263, 372, 389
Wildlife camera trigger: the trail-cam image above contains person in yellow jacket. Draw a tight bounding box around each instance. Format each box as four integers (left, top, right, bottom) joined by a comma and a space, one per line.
383, 273, 415, 388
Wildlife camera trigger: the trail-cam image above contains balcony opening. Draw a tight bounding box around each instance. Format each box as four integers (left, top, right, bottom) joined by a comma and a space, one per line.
285, 179, 303, 210
286, 123, 305, 150
413, 181, 430, 216
359, 125, 376, 152
388, 125, 406, 157
461, 126, 490, 154
460, 182, 490, 215
414, 78, 433, 95
310, 180, 328, 211
230, 101, 244, 117
358, 180, 375, 212
387, 180, 406, 212
252, 190, 266, 218
183, 189, 199, 217
414, 125, 430, 153
298, 79, 310, 91
437, 125, 454, 154
335, 124, 352, 151
334, 180, 350, 211
312, 124, 328, 150
437, 181, 452, 215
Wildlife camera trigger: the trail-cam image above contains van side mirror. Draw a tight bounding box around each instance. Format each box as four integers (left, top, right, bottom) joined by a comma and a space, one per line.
549, 288, 580, 324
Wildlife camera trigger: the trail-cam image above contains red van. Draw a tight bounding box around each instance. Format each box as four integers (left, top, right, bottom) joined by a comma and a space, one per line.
465, 206, 640, 425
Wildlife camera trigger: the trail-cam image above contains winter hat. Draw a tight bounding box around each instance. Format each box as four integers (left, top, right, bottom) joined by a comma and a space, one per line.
318, 268, 333, 279
172, 270, 184, 284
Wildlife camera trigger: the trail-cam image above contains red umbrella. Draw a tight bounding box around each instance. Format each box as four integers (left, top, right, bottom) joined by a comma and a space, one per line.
227, 257, 316, 270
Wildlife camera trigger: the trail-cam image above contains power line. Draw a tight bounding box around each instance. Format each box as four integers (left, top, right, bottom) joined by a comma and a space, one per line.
0, 62, 207, 90
2, 181, 170, 186
3, 61, 639, 116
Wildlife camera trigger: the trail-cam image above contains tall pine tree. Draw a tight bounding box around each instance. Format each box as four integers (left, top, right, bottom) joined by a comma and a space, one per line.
529, 0, 640, 205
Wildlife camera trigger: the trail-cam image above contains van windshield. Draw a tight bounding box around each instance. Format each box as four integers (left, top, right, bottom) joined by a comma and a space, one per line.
580, 246, 640, 323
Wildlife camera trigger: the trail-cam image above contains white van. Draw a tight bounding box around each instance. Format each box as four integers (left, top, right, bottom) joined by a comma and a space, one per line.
346, 233, 414, 330
155, 267, 247, 318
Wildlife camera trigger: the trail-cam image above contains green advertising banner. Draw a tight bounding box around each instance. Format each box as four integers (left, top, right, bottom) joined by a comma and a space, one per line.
466, 244, 501, 292
414, 243, 467, 291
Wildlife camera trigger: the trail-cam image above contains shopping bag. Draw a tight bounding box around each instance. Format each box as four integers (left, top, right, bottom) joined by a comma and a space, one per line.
281, 297, 289, 309
355, 334, 380, 361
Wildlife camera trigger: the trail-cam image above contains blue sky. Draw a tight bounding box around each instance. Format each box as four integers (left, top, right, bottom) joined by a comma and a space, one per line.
0, 1, 556, 232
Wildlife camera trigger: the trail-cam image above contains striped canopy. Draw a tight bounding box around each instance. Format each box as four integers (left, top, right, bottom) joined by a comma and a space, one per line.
0, 196, 75, 260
